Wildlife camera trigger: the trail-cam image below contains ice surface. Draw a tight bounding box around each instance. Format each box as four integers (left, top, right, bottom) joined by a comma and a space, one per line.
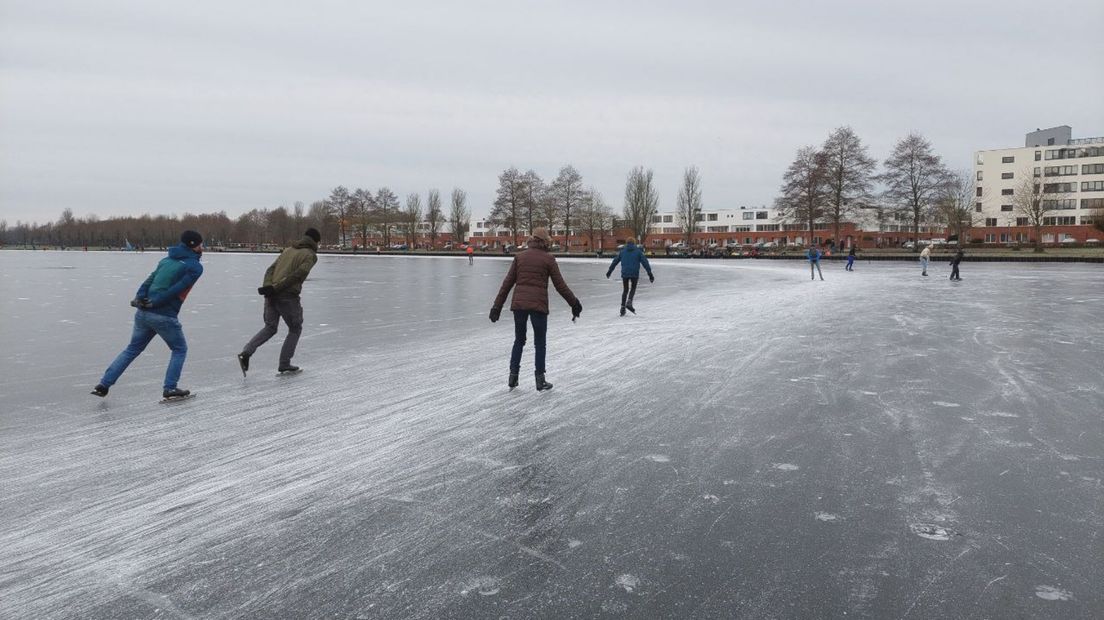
1, 251, 1103, 618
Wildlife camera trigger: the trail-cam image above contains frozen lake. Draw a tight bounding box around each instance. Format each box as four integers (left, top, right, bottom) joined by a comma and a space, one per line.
2, 251, 1102, 619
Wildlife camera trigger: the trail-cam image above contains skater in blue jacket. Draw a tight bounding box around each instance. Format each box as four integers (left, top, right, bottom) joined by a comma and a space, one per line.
806, 246, 824, 280
91, 231, 204, 400
845, 246, 856, 271
606, 237, 654, 316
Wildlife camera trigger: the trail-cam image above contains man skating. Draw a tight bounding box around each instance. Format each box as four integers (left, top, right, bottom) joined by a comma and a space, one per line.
489, 227, 582, 391
920, 244, 931, 276
467, 244, 474, 265
949, 249, 964, 281
238, 228, 320, 376
806, 246, 824, 280
91, 231, 205, 400
845, 246, 856, 271
606, 236, 654, 316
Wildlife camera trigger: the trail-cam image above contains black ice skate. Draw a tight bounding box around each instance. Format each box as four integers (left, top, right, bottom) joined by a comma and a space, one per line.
161, 388, 192, 403
237, 352, 250, 377
508, 372, 519, 390
535, 373, 553, 391
90, 384, 108, 398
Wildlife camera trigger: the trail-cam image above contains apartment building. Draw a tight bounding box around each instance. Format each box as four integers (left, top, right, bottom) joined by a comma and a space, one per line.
974, 126, 1104, 244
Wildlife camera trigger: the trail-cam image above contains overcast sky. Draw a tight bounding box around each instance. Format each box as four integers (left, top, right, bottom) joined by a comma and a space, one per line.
2, 0, 1102, 224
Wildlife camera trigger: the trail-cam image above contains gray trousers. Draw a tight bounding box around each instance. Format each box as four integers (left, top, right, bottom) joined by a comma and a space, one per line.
242, 295, 304, 366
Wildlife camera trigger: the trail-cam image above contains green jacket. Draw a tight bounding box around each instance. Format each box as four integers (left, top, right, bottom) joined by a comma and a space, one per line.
263, 236, 318, 295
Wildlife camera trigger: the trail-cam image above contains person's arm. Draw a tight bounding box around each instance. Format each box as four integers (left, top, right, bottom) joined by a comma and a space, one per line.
550, 259, 579, 307
492, 258, 518, 309
274, 253, 317, 292
262, 258, 278, 287
606, 253, 621, 277
135, 269, 156, 299
639, 251, 653, 277
148, 261, 203, 307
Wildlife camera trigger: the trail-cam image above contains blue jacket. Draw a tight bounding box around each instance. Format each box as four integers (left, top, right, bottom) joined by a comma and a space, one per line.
806, 248, 822, 263
136, 244, 204, 317
607, 243, 652, 279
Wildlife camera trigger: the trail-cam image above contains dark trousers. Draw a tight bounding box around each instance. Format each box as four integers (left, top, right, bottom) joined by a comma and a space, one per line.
242, 295, 304, 367
950, 265, 960, 280
621, 277, 638, 307
510, 310, 547, 374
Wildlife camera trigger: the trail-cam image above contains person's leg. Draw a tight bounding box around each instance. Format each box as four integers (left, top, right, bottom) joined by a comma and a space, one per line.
148, 313, 188, 391
242, 297, 280, 355
810, 262, 815, 280
277, 296, 304, 368
531, 312, 547, 374
627, 277, 638, 304
621, 278, 629, 308
816, 262, 824, 280
509, 310, 527, 372
100, 313, 157, 387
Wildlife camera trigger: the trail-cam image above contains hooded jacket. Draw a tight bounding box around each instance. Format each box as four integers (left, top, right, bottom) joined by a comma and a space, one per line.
806, 248, 822, 263
920, 246, 932, 260
606, 242, 653, 279
263, 235, 319, 296
493, 236, 578, 314
137, 243, 204, 318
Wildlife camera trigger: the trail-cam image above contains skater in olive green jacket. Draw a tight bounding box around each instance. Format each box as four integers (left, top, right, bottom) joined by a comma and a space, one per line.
238, 229, 320, 375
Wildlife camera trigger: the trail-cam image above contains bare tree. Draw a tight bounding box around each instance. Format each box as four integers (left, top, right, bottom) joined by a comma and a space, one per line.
578, 189, 611, 251
937, 170, 982, 245
879, 133, 949, 251
521, 170, 543, 234
821, 126, 876, 248
491, 167, 526, 245
375, 187, 400, 246
307, 200, 337, 242
623, 166, 659, 245
351, 187, 375, 248
774, 146, 830, 244
449, 188, 470, 245
426, 189, 443, 247
292, 201, 305, 233
551, 165, 586, 252
538, 186, 560, 234
1012, 173, 1073, 252
402, 193, 423, 247
676, 166, 703, 248
327, 186, 351, 247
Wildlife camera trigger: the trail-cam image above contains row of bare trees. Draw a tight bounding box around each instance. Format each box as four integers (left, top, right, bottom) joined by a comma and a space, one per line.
775, 127, 1103, 252
2, 187, 473, 250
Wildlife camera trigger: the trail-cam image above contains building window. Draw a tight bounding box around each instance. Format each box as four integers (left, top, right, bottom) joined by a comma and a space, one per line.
976, 153, 984, 165
1081, 198, 1104, 210
1034, 167, 1041, 177
1002, 156, 1015, 163
1001, 172, 1014, 179
707, 213, 718, 221
742, 212, 754, 220
977, 187, 984, 197
1042, 216, 1077, 226
1001, 188, 1014, 196
1016, 217, 1030, 226
1043, 199, 1077, 210
694, 213, 704, 222
977, 171, 983, 181
984, 218, 998, 227
756, 224, 780, 232
651, 215, 663, 223
1042, 182, 1076, 193
1082, 216, 1098, 225
663, 215, 673, 223
1000, 204, 1014, 211
1047, 138, 1056, 146
1082, 181, 1104, 192
731, 225, 751, 232
1035, 150, 1042, 161
1083, 164, 1104, 175
975, 202, 983, 213
756, 212, 768, 219
1044, 165, 1077, 176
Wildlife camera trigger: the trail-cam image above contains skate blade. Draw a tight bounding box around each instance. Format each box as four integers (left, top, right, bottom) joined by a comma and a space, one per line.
276, 369, 303, 376
160, 394, 195, 404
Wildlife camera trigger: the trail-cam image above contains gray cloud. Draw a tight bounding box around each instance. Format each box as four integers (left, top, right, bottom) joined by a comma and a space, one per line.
2, 0, 1101, 224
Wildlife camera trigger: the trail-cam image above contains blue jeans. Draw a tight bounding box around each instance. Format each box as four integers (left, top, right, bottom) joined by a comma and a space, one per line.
100, 310, 188, 390
920, 257, 929, 273
510, 310, 547, 374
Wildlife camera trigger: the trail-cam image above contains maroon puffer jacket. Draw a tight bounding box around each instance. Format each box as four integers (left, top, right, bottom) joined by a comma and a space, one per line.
493, 238, 578, 314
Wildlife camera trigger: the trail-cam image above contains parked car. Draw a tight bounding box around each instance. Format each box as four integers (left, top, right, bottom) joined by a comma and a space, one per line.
1059, 237, 1078, 244
928, 238, 947, 246
390, 243, 409, 250
668, 242, 689, 251
443, 242, 454, 250
1085, 238, 1101, 245
903, 241, 916, 249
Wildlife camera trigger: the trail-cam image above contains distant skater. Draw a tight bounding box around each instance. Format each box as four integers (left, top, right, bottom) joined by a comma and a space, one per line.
467, 244, 474, 265
920, 244, 931, 276
606, 236, 654, 316
238, 228, 320, 376
949, 249, 964, 281
845, 246, 856, 271
806, 246, 824, 280
489, 227, 582, 391
91, 231, 205, 400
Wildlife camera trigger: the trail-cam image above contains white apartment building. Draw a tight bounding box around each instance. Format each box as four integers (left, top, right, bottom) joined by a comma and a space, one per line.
974, 125, 1104, 243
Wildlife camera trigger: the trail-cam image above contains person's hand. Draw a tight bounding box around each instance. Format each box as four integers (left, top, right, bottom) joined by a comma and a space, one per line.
571, 301, 582, 319
489, 306, 502, 323
130, 297, 151, 309
648, 273, 655, 283
258, 285, 276, 296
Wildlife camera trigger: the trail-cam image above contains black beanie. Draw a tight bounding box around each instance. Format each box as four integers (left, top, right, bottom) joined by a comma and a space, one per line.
180, 230, 203, 248
305, 228, 321, 243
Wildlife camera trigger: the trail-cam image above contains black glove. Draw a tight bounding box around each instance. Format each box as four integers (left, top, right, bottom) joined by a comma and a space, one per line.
605, 270, 612, 279
571, 301, 582, 319
648, 273, 655, 283
130, 297, 151, 309
489, 306, 502, 323
258, 285, 276, 297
